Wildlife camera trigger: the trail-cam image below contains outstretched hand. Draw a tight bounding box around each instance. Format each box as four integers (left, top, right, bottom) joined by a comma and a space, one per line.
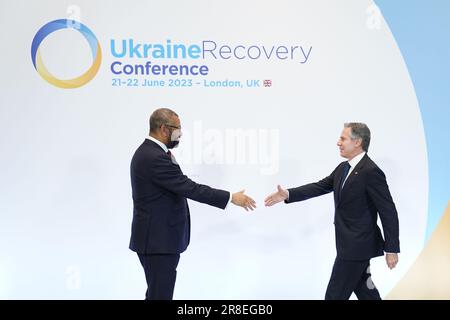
264, 185, 288, 207
231, 190, 256, 211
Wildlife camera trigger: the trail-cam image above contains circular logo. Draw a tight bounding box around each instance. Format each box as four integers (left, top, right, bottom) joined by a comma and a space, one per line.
31, 19, 101, 89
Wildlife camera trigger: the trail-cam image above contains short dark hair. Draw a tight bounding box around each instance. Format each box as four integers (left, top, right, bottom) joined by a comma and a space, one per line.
344, 122, 371, 152
149, 108, 178, 133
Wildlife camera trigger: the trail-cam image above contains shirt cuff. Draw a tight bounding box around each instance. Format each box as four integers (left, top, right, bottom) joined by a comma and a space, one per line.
284, 190, 290, 203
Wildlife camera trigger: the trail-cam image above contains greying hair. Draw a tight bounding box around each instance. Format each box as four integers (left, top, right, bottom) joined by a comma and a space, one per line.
344, 122, 371, 152
149, 108, 178, 133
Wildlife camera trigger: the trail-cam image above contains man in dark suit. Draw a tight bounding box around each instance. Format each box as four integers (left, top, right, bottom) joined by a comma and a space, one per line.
264, 122, 399, 300
130, 108, 256, 300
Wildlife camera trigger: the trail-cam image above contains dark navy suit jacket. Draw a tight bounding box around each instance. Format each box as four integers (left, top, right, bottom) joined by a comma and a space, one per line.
129, 139, 230, 254
286, 154, 400, 260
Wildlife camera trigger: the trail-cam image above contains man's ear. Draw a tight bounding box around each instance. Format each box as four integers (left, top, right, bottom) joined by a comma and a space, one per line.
355, 138, 362, 148
160, 125, 168, 137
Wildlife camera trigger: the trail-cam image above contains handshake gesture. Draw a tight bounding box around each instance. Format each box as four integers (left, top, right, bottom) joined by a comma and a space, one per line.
231, 190, 257, 211
231, 185, 289, 211
264, 185, 288, 206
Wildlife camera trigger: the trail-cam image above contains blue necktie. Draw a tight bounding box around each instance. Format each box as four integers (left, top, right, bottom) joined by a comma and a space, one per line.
339, 162, 351, 191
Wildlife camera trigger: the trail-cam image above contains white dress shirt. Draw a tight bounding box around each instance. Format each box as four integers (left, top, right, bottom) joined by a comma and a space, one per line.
342, 151, 366, 187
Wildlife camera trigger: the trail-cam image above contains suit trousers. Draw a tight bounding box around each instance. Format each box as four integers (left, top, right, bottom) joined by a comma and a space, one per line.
137, 253, 180, 300
325, 257, 381, 300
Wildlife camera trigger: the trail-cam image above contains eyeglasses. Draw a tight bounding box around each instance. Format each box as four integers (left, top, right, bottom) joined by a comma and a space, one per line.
164, 123, 181, 130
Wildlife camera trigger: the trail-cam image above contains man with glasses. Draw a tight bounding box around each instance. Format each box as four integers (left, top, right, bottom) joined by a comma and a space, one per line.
129, 107, 256, 300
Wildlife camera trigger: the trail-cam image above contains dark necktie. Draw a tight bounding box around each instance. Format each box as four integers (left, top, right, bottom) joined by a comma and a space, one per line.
339, 162, 351, 191
167, 150, 178, 165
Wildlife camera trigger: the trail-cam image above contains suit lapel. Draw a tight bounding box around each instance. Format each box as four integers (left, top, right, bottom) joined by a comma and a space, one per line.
339, 154, 368, 202
334, 162, 347, 204
145, 139, 181, 168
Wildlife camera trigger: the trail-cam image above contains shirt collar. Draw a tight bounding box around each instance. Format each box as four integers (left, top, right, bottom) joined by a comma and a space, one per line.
146, 135, 168, 153
348, 151, 366, 168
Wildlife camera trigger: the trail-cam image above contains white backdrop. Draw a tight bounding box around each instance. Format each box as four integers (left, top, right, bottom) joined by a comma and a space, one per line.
0, 0, 427, 299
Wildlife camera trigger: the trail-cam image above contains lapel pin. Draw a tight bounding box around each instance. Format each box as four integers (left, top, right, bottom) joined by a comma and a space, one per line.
354, 171, 358, 175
